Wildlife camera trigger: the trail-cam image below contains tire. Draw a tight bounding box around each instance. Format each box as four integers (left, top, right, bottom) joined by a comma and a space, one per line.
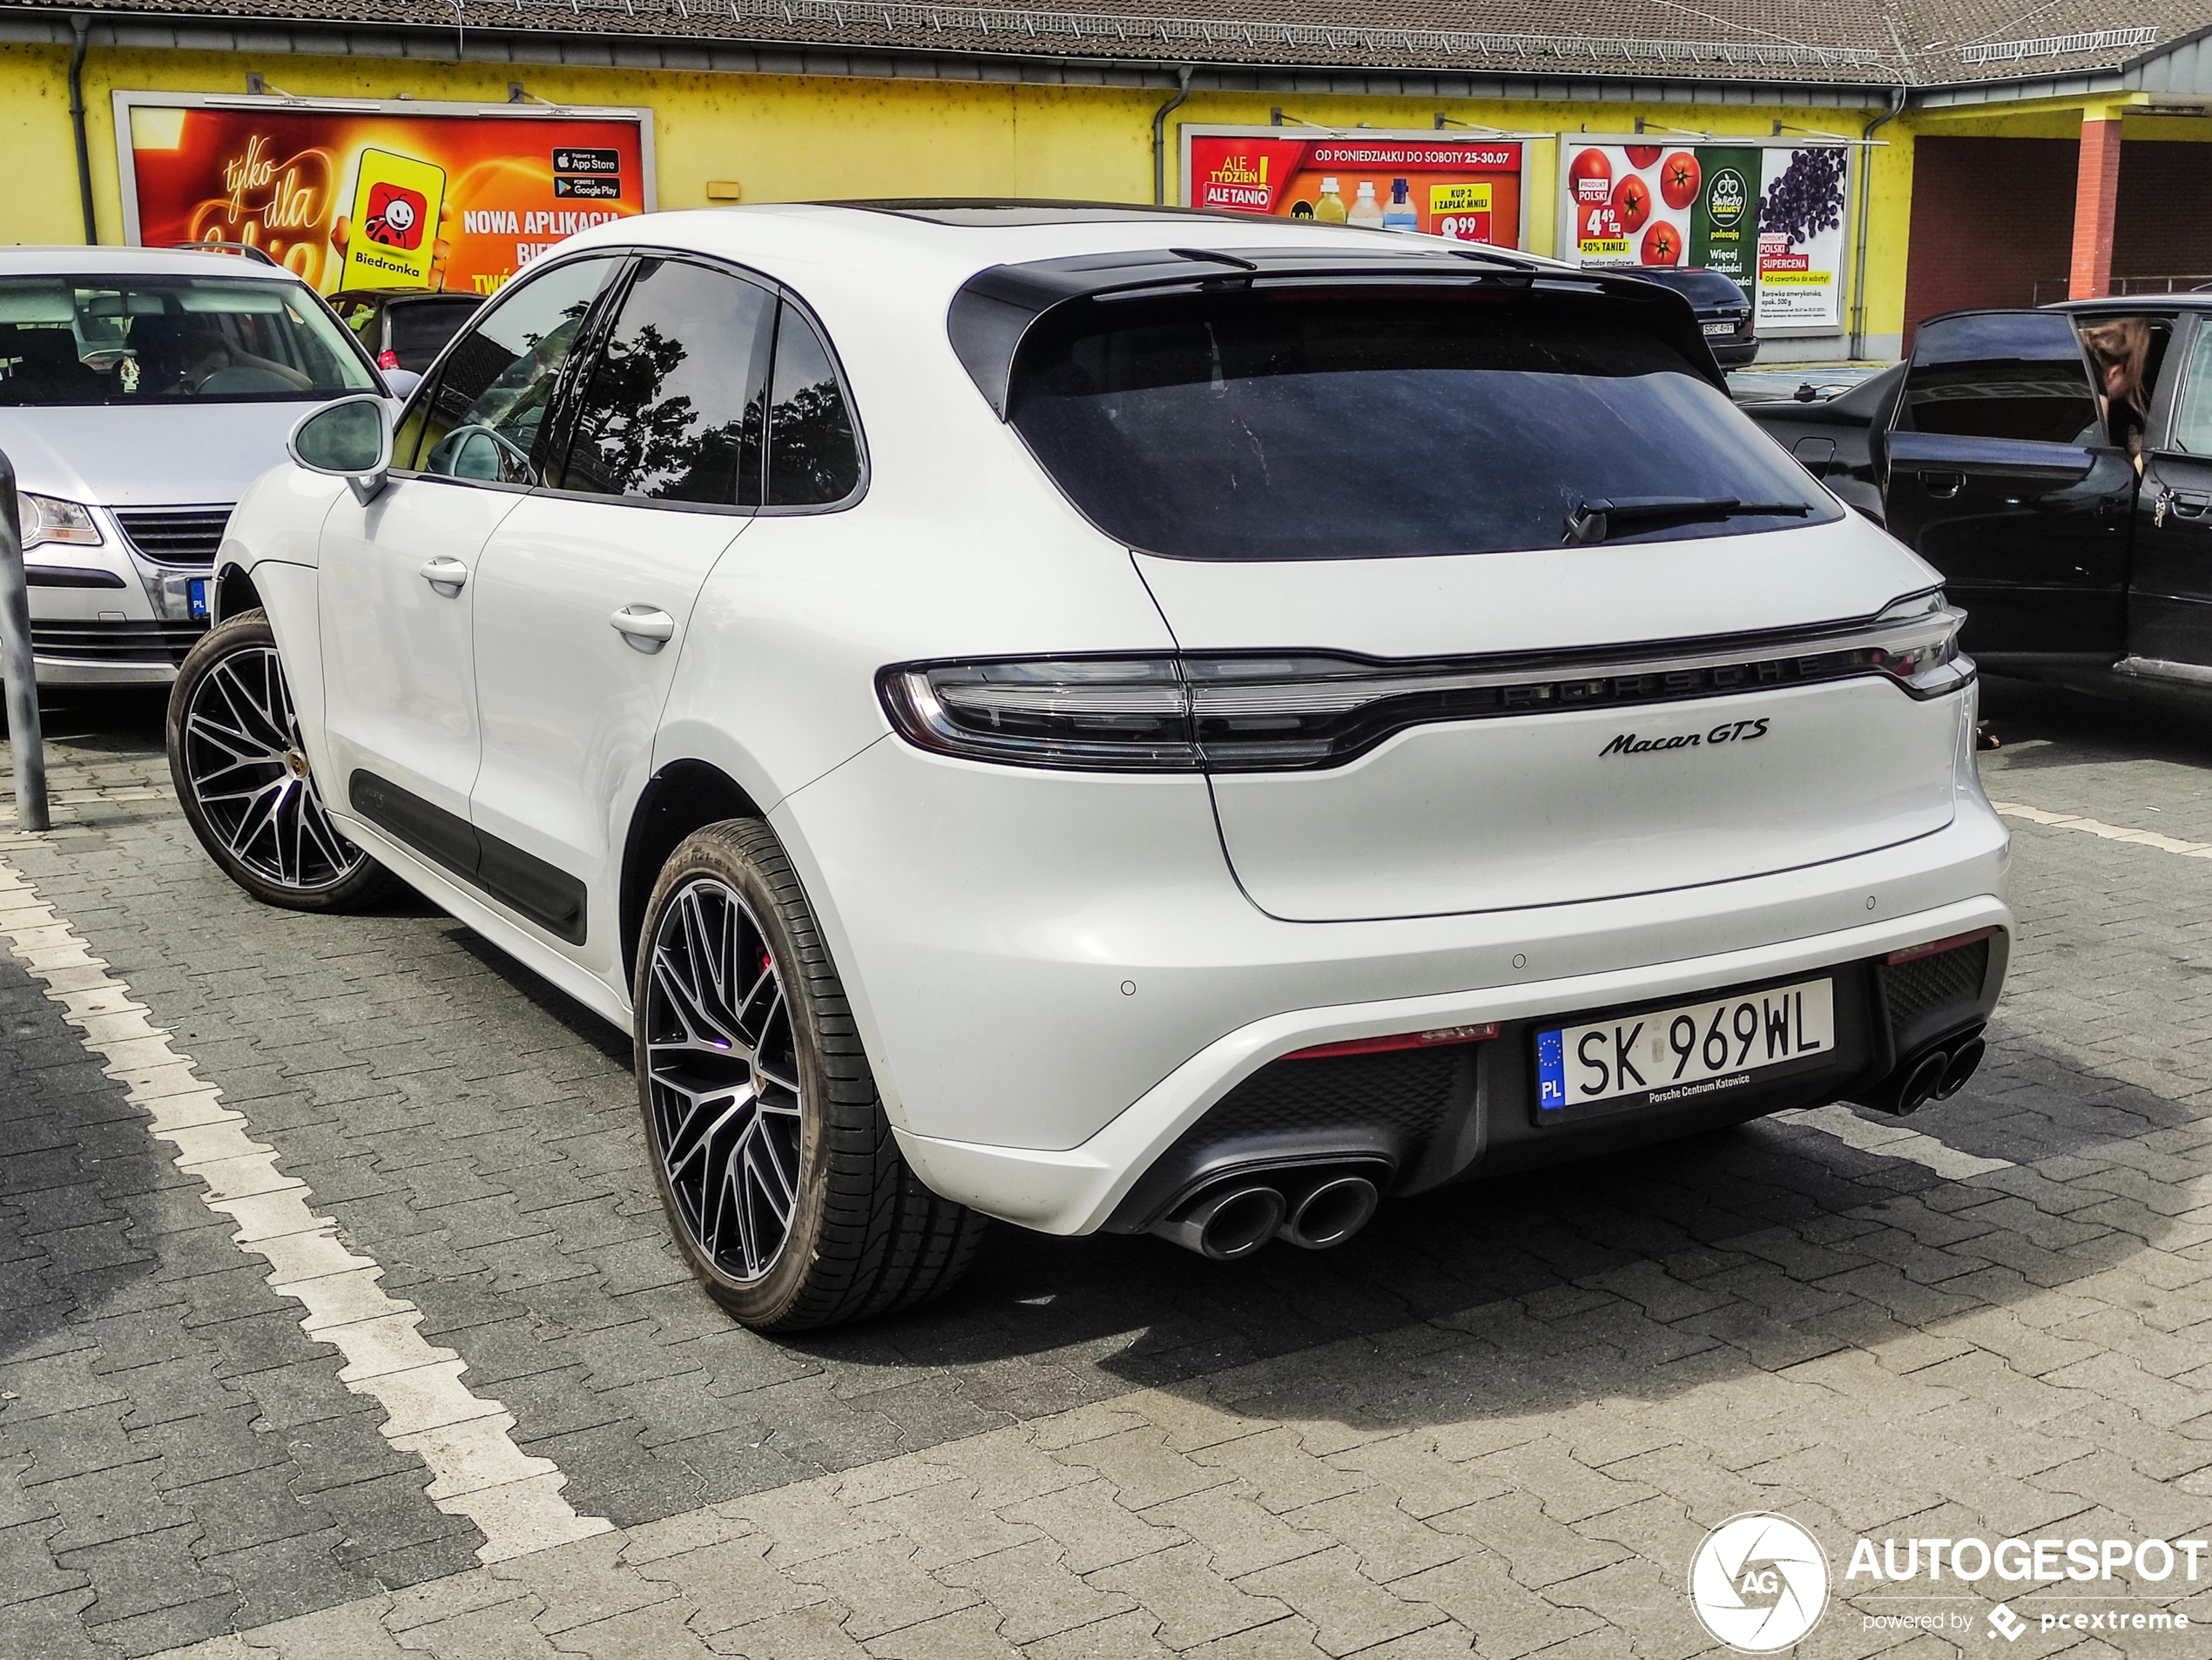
166, 608, 396, 913
635, 820, 987, 1331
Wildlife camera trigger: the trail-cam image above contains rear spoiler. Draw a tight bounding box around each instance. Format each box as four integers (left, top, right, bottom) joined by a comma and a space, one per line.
947, 245, 1727, 418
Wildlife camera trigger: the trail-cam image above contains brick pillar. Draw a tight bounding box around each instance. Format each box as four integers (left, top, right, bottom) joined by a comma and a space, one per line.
2069, 115, 2123, 298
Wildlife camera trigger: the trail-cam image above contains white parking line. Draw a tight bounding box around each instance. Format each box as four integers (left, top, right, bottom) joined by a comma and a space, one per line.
0, 852, 612, 1564
1992, 799, 2212, 857
1776, 1103, 2013, 1178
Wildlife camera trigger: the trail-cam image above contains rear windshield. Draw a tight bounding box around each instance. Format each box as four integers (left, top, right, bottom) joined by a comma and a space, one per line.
1629, 268, 1748, 309
0, 276, 377, 406
1006, 288, 1832, 561
388, 297, 481, 363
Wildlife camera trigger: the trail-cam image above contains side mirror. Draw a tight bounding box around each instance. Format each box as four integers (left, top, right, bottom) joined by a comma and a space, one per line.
287, 394, 392, 504
381, 368, 424, 399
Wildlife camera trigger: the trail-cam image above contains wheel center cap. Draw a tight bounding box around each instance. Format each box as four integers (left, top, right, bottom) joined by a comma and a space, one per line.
283, 751, 308, 779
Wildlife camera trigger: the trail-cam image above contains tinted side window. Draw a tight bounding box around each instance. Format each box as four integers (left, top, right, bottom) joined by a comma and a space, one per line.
399, 257, 617, 482
560, 258, 773, 505
2152, 323, 2212, 455
766, 304, 862, 507
1900, 312, 2099, 445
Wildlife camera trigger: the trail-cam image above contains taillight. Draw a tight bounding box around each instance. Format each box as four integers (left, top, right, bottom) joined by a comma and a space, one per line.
879, 658, 1199, 772
878, 592, 1974, 774
377, 348, 401, 369
1851, 590, 1972, 699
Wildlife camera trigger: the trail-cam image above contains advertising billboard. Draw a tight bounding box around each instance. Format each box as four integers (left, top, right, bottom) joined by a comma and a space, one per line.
1559, 138, 1851, 329
1183, 128, 1526, 248
116, 93, 655, 298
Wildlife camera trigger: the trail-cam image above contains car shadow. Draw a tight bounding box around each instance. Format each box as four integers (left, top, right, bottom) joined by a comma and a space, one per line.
1981, 671, 2212, 767
774, 1028, 2174, 1423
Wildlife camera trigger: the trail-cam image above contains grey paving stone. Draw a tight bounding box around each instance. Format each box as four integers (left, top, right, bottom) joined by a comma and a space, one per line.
18, 669, 2212, 1660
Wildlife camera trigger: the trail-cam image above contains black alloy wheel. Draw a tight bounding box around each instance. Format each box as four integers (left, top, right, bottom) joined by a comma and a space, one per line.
636, 820, 987, 1330
167, 609, 395, 911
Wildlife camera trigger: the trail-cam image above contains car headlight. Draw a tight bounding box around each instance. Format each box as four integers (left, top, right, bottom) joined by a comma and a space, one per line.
17, 493, 102, 550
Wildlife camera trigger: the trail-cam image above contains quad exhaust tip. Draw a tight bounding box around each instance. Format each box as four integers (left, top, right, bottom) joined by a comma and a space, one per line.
1157, 1184, 1286, 1261
1874, 1035, 1986, 1117
1152, 1167, 1383, 1259
1278, 1174, 1379, 1250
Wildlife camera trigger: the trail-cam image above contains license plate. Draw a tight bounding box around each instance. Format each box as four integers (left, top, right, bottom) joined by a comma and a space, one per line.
1537, 977, 1835, 1115
1703, 321, 1735, 336
187, 577, 208, 619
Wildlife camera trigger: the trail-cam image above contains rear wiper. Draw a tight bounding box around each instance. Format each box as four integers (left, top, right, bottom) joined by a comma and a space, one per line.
1564, 496, 1812, 545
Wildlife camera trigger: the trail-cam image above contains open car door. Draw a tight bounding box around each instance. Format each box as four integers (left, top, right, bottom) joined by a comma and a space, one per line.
1883, 310, 2136, 665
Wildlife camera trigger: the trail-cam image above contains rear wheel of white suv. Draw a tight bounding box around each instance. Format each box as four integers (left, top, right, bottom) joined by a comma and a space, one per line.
167, 610, 395, 913
636, 820, 987, 1331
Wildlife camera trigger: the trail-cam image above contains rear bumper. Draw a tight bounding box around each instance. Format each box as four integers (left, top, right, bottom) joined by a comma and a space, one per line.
1710, 338, 1760, 368
894, 886, 2009, 1234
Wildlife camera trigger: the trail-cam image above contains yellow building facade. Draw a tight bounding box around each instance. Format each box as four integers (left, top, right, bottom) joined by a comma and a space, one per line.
3, 31, 2205, 363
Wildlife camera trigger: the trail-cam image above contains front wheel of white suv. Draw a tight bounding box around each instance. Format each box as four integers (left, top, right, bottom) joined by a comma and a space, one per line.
166, 609, 396, 913
635, 820, 988, 1331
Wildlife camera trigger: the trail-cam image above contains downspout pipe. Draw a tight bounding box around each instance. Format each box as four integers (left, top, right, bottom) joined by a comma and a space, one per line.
1849, 84, 1905, 361
1151, 65, 1194, 206
67, 13, 96, 245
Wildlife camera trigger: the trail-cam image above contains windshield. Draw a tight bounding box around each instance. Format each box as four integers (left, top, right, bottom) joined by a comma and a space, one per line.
1006, 287, 1833, 561
0, 276, 378, 406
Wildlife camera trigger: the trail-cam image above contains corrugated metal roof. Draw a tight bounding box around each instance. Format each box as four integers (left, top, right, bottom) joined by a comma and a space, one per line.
12, 0, 2212, 88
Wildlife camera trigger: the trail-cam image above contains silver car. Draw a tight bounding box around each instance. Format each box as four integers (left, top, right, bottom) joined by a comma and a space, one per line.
0, 246, 394, 685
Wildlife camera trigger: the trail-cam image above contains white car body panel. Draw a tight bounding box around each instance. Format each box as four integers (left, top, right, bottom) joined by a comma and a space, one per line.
1208, 681, 1965, 921
771, 710, 2002, 1162
195, 204, 2011, 1242
469, 495, 752, 982
317, 476, 515, 826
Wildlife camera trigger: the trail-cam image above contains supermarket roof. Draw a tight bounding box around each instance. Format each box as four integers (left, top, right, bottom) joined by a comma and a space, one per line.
6, 0, 2212, 95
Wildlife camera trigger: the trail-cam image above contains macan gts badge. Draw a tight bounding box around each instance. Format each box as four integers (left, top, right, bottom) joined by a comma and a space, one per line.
165, 201, 2012, 1331
1600, 716, 1769, 756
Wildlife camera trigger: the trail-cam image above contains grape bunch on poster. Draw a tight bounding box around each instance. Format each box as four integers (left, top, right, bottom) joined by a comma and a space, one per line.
1756, 147, 1847, 327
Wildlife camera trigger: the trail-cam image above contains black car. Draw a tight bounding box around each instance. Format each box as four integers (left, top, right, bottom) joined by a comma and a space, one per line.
330, 289, 483, 374
1743, 299, 2212, 687
1622, 267, 1757, 367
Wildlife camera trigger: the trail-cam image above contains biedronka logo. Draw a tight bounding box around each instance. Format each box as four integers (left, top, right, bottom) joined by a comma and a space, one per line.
1688, 1513, 1831, 1652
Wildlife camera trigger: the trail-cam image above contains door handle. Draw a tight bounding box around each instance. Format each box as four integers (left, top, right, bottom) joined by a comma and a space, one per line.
1918, 470, 1966, 499
2154, 487, 2210, 529
610, 604, 676, 653
419, 557, 469, 597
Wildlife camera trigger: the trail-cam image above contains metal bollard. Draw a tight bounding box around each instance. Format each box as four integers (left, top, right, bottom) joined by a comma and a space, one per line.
0, 449, 51, 833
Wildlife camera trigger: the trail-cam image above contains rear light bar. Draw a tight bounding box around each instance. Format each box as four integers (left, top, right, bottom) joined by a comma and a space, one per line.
1885, 926, 1997, 966
1285, 1022, 1499, 1061
876, 591, 1972, 775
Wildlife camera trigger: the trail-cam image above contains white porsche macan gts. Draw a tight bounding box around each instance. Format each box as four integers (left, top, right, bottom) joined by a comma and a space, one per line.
167, 201, 2010, 1331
